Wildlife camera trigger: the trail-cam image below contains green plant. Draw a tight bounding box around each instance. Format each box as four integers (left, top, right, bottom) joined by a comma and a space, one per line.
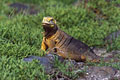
0, 56, 49, 80
0, 0, 120, 79
53, 57, 85, 79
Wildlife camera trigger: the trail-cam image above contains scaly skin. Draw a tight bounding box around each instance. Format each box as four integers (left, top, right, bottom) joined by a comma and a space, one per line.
41, 17, 117, 62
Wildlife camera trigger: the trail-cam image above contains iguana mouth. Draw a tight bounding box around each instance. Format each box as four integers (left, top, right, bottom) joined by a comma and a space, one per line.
42, 23, 46, 26
42, 23, 51, 26
42, 21, 54, 26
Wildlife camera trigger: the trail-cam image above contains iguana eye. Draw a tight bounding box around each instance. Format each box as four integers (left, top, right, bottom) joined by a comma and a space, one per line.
50, 19, 53, 22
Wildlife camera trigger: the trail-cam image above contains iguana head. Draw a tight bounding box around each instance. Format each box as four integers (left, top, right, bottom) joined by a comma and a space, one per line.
42, 17, 56, 27
42, 17, 58, 37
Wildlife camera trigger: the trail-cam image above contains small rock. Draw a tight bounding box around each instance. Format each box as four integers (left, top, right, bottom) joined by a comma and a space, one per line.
93, 48, 107, 56
104, 30, 120, 44
24, 56, 53, 66
8, 2, 39, 15
58, 78, 65, 80
93, 48, 120, 58
23, 55, 54, 73
23, 54, 65, 73
85, 66, 117, 80
114, 70, 120, 79
93, 48, 115, 57
116, 4, 120, 8
9, 2, 29, 11
46, 53, 64, 62
76, 79, 86, 80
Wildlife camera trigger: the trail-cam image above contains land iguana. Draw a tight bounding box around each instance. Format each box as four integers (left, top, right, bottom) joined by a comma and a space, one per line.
41, 17, 117, 62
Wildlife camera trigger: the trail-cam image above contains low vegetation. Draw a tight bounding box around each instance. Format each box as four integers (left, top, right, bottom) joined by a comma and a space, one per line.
0, 0, 120, 79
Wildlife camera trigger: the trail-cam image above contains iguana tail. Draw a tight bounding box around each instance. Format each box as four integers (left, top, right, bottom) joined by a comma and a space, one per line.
85, 50, 120, 63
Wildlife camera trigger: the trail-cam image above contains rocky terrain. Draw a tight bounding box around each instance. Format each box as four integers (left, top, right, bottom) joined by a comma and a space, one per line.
24, 48, 120, 80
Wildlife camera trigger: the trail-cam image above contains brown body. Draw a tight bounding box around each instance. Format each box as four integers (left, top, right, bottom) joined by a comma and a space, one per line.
41, 17, 118, 62
41, 28, 101, 61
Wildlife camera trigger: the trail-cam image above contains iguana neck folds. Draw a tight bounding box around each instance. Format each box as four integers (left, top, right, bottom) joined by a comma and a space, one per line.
43, 26, 58, 38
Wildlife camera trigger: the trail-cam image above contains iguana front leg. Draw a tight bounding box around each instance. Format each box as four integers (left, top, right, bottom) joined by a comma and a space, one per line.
46, 47, 66, 57
41, 37, 48, 51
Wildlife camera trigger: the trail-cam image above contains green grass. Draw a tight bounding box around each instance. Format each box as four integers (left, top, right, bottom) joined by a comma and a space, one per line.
0, 0, 120, 79
0, 56, 49, 80
53, 57, 80, 79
